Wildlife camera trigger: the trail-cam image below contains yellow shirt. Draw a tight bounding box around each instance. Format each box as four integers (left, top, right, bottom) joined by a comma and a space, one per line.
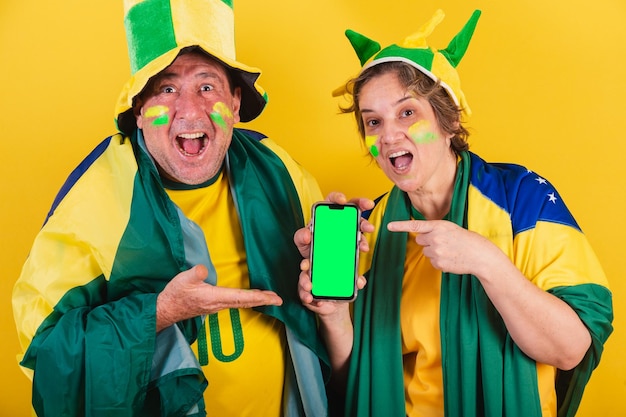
167, 171, 286, 416
165, 136, 323, 416
402, 232, 444, 417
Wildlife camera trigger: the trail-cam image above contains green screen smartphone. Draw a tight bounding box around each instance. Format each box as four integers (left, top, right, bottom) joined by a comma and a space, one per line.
310, 202, 361, 301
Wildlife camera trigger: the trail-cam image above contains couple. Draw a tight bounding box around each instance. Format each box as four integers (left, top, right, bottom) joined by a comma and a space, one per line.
13, 2, 612, 417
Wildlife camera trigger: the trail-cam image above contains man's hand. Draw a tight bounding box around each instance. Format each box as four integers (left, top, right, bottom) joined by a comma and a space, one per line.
156, 265, 283, 332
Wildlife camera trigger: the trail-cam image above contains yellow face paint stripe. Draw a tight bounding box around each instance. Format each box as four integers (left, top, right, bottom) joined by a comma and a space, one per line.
408, 120, 437, 144
365, 135, 379, 157
144, 105, 170, 126
210, 102, 234, 132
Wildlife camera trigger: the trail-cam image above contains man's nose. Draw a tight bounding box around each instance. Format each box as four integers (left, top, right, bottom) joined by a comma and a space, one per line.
175, 90, 205, 120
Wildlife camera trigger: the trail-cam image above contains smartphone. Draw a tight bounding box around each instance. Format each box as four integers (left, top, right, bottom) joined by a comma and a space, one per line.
310, 202, 361, 301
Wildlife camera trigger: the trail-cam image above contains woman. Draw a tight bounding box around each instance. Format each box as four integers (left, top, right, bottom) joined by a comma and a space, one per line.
297, 9, 613, 417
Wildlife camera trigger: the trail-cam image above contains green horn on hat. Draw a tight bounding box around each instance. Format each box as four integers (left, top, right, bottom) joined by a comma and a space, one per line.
440, 10, 482, 68
334, 9, 481, 119
345, 30, 381, 67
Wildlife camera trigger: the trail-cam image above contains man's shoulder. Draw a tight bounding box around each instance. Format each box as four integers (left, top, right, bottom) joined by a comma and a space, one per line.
234, 128, 295, 164
44, 134, 137, 223
234, 128, 267, 142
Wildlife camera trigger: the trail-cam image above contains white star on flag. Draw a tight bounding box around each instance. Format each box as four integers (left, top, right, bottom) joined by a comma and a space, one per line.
535, 177, 547, 185
548, 192, 557, 203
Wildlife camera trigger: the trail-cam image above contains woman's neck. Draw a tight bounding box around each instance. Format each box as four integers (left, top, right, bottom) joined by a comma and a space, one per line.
407, 153, 458, 220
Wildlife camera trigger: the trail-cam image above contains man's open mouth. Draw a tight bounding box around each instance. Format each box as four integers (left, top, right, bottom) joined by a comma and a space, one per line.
176, 132, 208, 156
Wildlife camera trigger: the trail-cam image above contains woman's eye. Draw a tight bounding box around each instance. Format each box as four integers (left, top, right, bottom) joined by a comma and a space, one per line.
366, 119, 379, 128
402, 109, 414, 117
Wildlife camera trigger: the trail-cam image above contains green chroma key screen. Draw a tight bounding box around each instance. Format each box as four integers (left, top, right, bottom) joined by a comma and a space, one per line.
311, 204, 359, 299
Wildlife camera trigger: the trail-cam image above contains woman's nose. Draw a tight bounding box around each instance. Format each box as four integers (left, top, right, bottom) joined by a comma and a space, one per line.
380, 123, 404, 144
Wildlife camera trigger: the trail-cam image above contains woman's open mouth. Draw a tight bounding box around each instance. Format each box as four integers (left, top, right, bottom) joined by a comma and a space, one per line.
389, 150, 413, 171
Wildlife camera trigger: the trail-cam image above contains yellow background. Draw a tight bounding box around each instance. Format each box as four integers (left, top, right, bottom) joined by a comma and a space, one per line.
1, 0, 624, 415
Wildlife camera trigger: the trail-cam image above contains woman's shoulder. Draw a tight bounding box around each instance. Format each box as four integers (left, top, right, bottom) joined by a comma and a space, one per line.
468, 151, 579, 232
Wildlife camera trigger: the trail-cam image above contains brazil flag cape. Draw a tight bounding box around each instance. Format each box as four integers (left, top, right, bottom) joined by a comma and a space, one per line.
345, 151, 613, 417
14, 129, 328, 416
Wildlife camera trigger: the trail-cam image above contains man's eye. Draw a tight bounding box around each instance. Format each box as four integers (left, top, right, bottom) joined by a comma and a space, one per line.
403, 109, 414, 117
201, 85, 214, 92
162, 86, 176, 94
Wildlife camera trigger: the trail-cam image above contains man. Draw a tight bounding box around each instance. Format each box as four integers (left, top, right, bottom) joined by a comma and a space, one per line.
13, 1, 329, 415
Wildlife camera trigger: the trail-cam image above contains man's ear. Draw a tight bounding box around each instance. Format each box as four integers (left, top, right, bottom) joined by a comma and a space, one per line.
133, 98, 144, 129
133, 96, 144, 117
232, 87, 242, 124
132, 96, 144, 128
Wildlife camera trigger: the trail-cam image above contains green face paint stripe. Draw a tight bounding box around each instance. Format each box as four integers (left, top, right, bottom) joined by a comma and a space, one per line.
153, 115, 169, 126
210, 112, 228, 131
416, 132, 437, 143
210, 102, 233, 132
370, 145, 379, 157
125, 0, 176, 74
220, 0, 234, 8
408, 120, 438, 144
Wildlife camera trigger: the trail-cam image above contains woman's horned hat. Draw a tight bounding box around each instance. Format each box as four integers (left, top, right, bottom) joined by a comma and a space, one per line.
335, 9, 481, 118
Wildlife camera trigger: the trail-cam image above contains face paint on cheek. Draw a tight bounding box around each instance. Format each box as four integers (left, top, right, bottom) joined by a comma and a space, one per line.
210, 102, 234, 133
365, 135, 379, 157
408, 120, 437, 144
144, 105, 170, 126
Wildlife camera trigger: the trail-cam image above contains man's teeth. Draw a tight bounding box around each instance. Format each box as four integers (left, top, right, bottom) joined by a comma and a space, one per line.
178, 132, 204, 139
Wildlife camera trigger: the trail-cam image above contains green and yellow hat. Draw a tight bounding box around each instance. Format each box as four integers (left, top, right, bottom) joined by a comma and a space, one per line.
115, 0, 268, 134
335, 9, 481, 118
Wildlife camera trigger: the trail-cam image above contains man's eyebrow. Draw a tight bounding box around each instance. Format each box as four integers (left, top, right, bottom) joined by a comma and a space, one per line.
155, 69, 222, 81
151, 72, 177, 84
193, 71, 222, 80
